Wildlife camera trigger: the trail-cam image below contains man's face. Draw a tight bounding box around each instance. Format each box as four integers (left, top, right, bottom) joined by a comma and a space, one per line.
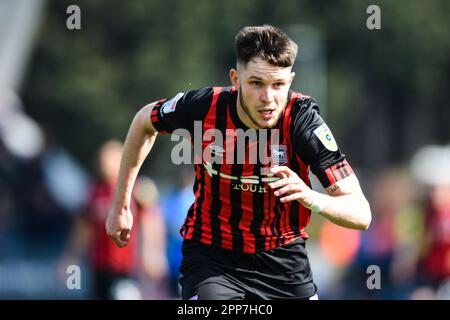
230, 57, 295, 129
98, 142, 122, 182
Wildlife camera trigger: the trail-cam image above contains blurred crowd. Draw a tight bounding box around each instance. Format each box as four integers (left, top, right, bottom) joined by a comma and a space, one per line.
311, 145, 450, 300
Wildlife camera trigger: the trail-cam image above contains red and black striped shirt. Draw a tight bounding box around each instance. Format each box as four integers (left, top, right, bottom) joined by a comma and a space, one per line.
151, 86, 353, 253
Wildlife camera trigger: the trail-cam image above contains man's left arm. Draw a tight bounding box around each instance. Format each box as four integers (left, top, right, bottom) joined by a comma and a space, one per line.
282, 97, 371, 230
319, 173, 371, 230
269, 166, 371, 230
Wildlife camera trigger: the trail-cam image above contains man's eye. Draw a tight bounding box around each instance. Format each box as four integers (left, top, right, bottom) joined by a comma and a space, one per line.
273, 82, 284, 88
251, 81, 263, 86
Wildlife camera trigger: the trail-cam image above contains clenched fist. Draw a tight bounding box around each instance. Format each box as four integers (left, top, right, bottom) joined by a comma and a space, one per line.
105, 206, 133, 248
268, 165, 315, 207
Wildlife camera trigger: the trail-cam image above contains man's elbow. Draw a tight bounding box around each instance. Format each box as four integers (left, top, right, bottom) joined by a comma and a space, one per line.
358, 200, 372, 231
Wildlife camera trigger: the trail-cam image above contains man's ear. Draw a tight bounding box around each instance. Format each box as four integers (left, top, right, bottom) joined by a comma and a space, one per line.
229, 68, 239, 88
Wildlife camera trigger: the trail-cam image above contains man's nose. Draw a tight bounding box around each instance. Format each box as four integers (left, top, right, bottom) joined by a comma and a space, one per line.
261, 87, 274, 104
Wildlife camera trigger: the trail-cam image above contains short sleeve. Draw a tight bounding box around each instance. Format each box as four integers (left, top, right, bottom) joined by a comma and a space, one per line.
150, 87, 213, 134
292, 97, 354, 188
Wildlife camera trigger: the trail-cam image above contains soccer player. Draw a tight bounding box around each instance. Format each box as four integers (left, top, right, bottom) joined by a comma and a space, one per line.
106, 25, 371, 300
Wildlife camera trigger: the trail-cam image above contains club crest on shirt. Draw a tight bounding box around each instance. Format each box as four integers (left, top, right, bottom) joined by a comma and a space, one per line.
313, 123, 338, 152
161, 92, 184, 115
270, 144, 287, 165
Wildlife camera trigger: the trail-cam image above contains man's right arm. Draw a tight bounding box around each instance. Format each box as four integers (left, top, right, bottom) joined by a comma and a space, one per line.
106, 87, 213, 247
106, 102, 158, 248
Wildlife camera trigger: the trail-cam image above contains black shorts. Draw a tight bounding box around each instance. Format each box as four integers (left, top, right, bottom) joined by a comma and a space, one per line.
179, 237, 317, 300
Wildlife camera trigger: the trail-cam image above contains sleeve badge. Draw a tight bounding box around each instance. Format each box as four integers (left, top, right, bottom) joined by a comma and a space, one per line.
161, 92, 184, 114
313, 123, 338, 152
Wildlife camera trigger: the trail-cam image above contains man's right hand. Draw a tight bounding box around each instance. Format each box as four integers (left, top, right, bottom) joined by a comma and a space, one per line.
106, 206, 134, 248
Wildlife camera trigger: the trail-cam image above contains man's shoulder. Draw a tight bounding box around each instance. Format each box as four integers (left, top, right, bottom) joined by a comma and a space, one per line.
289, 90, 320, 116
184, 86, 234, 99
177, 86, 234, 109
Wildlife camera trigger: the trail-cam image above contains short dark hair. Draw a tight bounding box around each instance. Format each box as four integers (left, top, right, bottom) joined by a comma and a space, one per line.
235, 25, 298, 68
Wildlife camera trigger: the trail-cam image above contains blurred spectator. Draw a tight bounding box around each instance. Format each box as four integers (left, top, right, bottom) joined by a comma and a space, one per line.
411, 144, 450, 299
161, 167, 195, 298
421, 183, 450, 283
0, 87, 45, 160
58, 140, 168, 299
339, 167, 423, 299
0, 140, 16, 244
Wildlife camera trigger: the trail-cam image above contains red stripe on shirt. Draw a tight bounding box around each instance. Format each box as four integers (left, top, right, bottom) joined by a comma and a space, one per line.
280, 93, 299, 239
217, 105, 237, 251
198, 87, 222, 245
185, 164, 202, 240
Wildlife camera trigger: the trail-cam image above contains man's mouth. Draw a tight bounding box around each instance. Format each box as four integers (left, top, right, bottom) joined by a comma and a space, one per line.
258, 109, 275, 120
